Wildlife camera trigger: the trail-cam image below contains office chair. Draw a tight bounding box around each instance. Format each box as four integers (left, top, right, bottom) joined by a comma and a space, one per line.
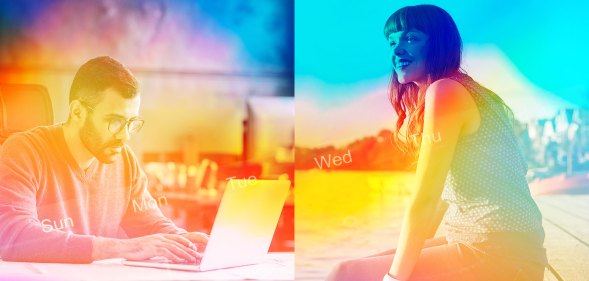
0, 84, 53, 145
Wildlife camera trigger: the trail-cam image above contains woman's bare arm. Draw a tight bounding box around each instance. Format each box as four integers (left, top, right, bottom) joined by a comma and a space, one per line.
425, 199, 449, 239
387, 79, 476, 280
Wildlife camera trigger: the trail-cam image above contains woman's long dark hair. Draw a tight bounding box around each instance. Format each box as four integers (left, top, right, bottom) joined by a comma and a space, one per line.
384, 4, 514, 167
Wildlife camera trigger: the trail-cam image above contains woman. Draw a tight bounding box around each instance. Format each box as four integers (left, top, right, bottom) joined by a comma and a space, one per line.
326, 4, 547, 281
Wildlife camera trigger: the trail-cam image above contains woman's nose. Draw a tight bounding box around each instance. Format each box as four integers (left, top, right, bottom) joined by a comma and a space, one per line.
393, 43, 406, 56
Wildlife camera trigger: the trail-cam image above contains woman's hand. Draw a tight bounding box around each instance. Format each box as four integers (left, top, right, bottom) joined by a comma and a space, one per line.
383, 273, 402, 281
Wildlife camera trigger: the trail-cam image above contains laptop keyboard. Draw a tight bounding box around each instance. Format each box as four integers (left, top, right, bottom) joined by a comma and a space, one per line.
148, 256, 203, 265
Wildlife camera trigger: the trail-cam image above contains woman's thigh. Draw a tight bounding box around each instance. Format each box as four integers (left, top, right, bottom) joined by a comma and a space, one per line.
326, 242, 503, 281
364, 237, 448, 258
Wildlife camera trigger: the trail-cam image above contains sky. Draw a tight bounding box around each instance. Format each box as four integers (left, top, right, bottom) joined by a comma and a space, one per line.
295, 0, 589, 147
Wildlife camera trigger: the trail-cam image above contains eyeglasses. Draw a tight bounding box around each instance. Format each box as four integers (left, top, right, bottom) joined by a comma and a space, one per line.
80, 102, 145, 135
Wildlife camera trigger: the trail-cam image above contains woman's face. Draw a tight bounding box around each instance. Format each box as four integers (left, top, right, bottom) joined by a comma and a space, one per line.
388, 29, 429, 86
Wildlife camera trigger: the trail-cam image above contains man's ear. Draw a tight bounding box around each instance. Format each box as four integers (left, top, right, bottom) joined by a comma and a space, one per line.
69, 100, 85, 124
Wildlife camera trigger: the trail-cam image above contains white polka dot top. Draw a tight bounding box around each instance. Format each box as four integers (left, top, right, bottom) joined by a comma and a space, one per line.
440, 72, 545, 245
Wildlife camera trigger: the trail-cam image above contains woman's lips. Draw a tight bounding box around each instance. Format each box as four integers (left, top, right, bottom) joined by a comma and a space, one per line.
396, 61, 412, 70
395, 57, 413, 69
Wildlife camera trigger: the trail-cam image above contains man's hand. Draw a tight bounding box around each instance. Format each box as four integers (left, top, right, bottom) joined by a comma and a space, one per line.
180, 232, 209, 253
92, 234, 201, 263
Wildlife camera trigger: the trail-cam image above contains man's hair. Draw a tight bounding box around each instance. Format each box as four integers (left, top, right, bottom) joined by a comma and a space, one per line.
69, 56, 139, 106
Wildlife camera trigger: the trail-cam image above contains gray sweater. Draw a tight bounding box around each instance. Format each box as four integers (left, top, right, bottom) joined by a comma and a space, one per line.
0, 124, 186, 263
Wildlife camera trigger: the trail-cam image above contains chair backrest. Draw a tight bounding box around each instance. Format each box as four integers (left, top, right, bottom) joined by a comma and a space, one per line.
0, 84, 53, 145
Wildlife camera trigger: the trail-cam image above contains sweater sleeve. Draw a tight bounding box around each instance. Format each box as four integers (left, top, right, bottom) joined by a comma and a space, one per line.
120, 148, 187, 238
0, 134, 94, 263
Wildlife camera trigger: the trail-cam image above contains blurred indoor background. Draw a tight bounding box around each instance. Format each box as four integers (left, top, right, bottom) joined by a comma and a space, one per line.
0, 0, 294, 251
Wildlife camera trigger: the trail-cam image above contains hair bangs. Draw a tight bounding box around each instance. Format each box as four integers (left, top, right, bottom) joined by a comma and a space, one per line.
384, 7, 410, 38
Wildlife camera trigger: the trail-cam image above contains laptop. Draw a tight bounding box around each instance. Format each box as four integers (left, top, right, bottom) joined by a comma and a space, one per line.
122, 179, 291, 271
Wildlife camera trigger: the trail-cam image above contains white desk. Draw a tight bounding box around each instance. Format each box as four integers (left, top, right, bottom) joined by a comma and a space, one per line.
0, 253, 294, 281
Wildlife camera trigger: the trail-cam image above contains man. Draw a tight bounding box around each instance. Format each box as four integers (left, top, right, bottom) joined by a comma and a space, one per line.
0, 56, 207, 263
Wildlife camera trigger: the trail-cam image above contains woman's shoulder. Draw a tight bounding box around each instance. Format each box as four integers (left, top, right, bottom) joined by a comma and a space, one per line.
426, 76, 473, 106
425, 75, 480, 124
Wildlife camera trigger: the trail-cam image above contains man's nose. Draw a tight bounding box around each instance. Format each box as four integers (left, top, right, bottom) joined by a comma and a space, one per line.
114, 125, 131, 142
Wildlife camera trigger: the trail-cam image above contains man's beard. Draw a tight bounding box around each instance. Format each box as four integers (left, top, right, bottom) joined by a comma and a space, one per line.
80, 118, 123, 164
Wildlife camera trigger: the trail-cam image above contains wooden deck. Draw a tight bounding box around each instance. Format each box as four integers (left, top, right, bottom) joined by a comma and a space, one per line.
535, 195, 589, 281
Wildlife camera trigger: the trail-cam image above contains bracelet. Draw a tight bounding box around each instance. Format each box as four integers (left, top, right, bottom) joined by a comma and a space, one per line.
382, 273, 401, 281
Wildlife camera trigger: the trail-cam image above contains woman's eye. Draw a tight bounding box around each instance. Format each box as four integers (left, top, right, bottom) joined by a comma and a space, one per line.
389, 41, 397, 46
406, 36, 416, 42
